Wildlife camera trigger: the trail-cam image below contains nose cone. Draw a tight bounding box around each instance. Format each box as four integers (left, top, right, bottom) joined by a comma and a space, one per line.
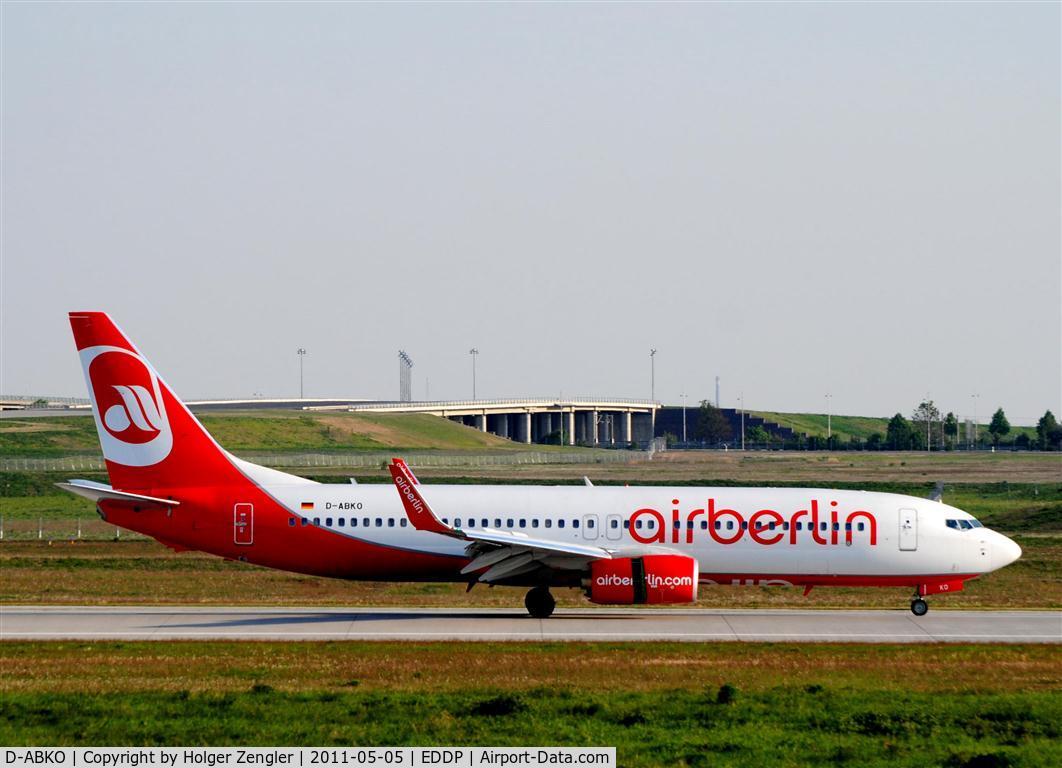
995, 534, 1022, 570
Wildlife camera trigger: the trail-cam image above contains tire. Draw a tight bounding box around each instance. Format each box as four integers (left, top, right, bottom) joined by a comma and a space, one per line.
911, 598, 929, 616
525, 587, 556, 619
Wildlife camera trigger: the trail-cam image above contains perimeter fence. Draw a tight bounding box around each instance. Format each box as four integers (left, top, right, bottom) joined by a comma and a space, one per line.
0, 448, 651, 473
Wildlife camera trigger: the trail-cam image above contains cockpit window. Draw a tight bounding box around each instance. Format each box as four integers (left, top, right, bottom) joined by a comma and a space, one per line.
946, 518, 982, 530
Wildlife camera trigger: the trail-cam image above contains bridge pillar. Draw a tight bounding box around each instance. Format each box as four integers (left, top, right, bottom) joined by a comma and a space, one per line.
515, 412, 531, 444
618, 411, 631, 444
475, 413, 487, 432
565, 410, 575, 445
590, 410, 599, 446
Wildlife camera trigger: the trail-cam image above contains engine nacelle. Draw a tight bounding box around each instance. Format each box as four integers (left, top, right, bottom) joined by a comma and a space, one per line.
588, 554, 699, 605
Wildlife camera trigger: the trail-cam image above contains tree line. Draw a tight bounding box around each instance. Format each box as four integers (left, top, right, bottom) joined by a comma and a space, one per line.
683, 400, 1062, 451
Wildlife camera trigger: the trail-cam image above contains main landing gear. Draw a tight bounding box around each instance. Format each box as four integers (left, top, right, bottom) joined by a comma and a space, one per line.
910, 597, 929, 616
525, 586, 556, 619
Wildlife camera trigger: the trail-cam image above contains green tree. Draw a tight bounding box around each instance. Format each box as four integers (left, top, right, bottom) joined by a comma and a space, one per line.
1036, 410, 1060, 451
746, 425, 769, 445
911, 400, 941, 450
988, 408, 1010, 446
886, 413, 913, 450
695, 401, 732, 444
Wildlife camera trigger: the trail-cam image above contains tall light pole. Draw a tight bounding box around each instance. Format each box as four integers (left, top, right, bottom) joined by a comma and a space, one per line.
650, 349, 657, 401
296, 348, 306, 399
681, 391, 687, 444
469, 348, 479, 400
739, 392, 745, 451
825, 393, 832, 441
971, 393, 980, 449
925, 392, 932, 452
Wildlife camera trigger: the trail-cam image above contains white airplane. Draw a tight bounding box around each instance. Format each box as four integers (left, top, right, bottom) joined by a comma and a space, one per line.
59, 312, 1022, 618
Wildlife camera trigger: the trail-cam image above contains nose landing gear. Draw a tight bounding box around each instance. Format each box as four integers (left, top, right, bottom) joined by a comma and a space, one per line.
525, 586, 556, 618
910, 597, 929, 616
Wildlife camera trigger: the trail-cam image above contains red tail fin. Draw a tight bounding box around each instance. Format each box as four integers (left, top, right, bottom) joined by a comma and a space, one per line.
70, 312, 236, 491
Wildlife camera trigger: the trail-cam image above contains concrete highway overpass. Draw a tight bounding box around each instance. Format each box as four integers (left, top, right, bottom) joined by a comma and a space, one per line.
312, 398, 660, 446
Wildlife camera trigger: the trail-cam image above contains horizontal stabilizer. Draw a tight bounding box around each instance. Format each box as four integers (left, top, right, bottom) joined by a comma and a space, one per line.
56, 479, 180, 507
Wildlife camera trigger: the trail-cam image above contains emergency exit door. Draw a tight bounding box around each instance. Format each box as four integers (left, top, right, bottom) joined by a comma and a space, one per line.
234, 503, 254, 545
898, 508, 917, 551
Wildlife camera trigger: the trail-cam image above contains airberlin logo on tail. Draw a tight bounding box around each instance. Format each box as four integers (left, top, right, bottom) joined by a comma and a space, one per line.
103, 384, 164, 438
81, 345, 173, 467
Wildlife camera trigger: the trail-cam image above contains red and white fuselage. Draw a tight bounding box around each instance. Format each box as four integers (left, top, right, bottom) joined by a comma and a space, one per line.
59, 312, 1021, 615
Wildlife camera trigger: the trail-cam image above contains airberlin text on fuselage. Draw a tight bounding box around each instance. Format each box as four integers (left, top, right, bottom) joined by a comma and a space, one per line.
629, 499, 878, 546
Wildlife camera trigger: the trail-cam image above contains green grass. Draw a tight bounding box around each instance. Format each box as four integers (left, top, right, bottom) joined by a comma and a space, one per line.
0, 411, 527, 457
4, 687, 1059, 766
1, 643, 1059, 766
754, 411, 1038, 443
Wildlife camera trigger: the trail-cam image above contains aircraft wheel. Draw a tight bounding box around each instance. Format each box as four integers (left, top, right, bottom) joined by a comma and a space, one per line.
910, 598, 929, 617
525, 587, 556, 619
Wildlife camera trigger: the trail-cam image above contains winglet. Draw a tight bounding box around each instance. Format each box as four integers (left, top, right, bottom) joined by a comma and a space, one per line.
392, 457, 419, 485
388, 459, 452, 536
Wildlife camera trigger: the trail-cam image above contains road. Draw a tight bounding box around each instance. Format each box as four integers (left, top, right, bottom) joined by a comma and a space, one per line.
2, 606, 1058, 642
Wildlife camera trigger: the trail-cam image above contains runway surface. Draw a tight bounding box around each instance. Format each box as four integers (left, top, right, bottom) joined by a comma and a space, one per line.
2, 606, 1059, 642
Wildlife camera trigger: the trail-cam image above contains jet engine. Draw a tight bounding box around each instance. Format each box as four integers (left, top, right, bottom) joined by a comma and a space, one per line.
587, 554, 699, 605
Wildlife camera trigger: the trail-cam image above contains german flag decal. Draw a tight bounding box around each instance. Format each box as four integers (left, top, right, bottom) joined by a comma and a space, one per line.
300, 502, 314, 511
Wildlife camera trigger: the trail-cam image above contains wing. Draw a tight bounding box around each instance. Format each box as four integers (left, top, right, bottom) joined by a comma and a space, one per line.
387, 458, 614, 583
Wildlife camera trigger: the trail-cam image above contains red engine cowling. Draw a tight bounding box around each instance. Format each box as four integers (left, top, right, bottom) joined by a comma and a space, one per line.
588, 554, 699, 605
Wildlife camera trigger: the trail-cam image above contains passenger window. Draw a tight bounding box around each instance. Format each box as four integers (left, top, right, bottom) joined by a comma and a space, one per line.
858, 522, 865, 531
795, 522, 802, 531
701, 521, 708, 530
783, 522, 790, 531
610, 520, 618, 529
351, 518, 358, 528
400, 519, 407, 527
820, 522, 827, 531
844, 523, 852, 531
314, 517, 320, 526
769, 522, 776, 531
506, 519, 514, 528
388, 519, 395, 527
559, 520, 565, 529
494, 519, 502, 528
833, 523, 839, 531
301, 518, 308, 526
533, 520, 540, 528
635, 520, 643, 530
674, 521, 681, 530
727, 521, 734, 530
326, 518, 333, 527
545, 520, 552, 528
375, 518, 382, 527
714, 521, 721, 530
741, 521, 748, 530
519, 519, 526, 528
587, 519, 594, 528
288, 518, 296, 527
363, 518, 370, 527
338, 518, 345, 526
573, 520, 580, 529
443, 518, 449, 525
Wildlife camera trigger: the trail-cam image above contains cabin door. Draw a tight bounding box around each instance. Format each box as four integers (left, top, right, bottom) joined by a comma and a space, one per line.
582, 514, 599, 540
234, 503, 254, 545
605, 514, 623, 541
898, 508, 917, 551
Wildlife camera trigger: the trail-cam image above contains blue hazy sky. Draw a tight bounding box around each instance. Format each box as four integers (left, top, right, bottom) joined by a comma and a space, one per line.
2, 2, 1059, 423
